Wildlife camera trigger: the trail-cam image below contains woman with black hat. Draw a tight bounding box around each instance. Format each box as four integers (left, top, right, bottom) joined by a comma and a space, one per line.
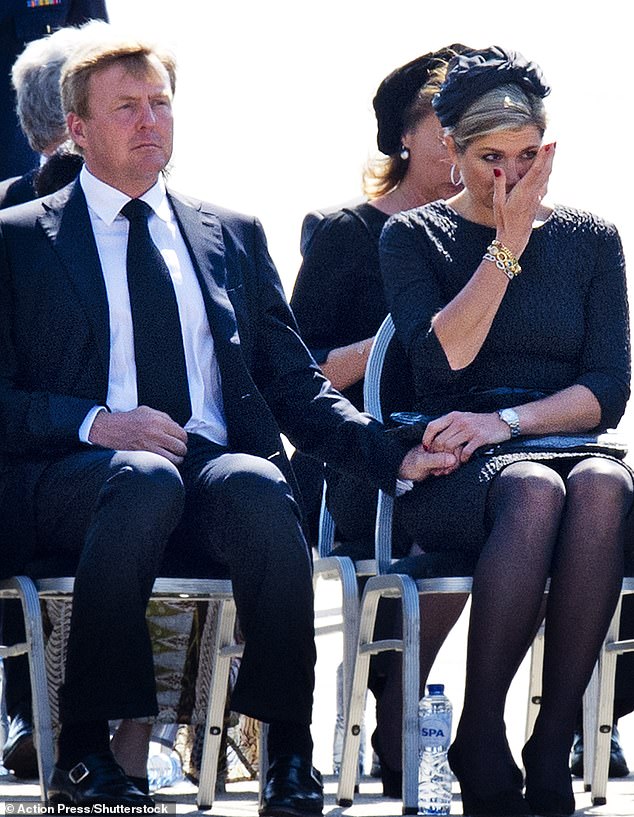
289, 44, 470, 796
292, 45, 468, 426
381, 46, 632, 815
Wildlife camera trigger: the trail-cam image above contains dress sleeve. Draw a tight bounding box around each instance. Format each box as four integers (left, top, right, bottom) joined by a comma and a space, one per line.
380, 213, 462, 386
576, 223, 631, 429
290, 211, 385, 363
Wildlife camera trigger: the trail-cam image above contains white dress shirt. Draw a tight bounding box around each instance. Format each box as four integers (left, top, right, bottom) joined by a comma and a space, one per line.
79, 167, 228, 446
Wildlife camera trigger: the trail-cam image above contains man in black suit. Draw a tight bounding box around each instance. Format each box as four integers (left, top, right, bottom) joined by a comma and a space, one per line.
0, 29, 453, 812
0, 0, 108, 181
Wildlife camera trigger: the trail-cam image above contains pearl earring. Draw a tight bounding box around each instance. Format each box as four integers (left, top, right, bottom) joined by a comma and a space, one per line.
399, 146, 410, 161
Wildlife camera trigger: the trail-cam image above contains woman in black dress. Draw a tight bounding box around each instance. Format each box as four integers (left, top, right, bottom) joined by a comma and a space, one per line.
382, 46, 632, 816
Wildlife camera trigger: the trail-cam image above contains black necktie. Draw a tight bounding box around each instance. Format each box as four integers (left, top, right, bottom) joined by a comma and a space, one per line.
121, 198, 192, 426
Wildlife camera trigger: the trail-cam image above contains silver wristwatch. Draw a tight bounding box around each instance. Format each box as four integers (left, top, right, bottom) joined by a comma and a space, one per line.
497, 407, 521, 438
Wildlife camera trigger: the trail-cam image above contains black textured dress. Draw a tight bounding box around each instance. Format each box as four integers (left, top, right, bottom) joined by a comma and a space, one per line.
381, 200, 631, 554
291, 202, 389, 411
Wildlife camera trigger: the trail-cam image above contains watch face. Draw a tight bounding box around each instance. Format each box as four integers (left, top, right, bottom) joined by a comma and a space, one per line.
499, 408, 520, 436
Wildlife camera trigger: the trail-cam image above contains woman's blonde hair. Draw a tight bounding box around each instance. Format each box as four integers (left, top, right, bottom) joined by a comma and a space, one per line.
447, 82, 547, 153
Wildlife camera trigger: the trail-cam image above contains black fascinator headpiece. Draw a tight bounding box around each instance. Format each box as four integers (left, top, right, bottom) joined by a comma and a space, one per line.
373, 43, 469, 155
432, 46, 551, 129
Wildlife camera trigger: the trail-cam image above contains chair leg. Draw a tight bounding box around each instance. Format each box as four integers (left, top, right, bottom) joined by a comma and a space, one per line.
589, 595, 623, 806
312, 556, 360, 718
337, 573, 420, 815
336, 580, 379, 807
313, 556, 361, 784
524, 620, 545, 743
582, 660, 600, 792
10, 577, 55, 804
196, 596, 241, 809
258, 722, 269, 805
399, 577, 421, 815
335, 557, 361, 727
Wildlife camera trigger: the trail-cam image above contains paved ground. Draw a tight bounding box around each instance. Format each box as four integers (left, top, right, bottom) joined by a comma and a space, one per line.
1, 578, 634, 815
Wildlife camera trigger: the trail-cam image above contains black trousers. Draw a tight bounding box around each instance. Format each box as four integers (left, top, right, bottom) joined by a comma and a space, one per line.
2, 434, 316, 727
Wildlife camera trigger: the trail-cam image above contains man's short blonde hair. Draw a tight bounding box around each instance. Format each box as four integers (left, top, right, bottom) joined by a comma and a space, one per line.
60, 26, 177, 119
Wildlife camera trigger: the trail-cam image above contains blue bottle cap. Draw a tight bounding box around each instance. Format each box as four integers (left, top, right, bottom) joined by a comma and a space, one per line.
427, 683, 445, 695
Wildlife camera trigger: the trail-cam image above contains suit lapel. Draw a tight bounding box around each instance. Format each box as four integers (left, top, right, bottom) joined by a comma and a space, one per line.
168, 193, 286, 458
39, 182, 110, 381
168, 193, 247, 366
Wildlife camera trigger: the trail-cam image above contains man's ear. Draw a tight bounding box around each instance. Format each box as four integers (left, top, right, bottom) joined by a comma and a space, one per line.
66, 112, 87, 149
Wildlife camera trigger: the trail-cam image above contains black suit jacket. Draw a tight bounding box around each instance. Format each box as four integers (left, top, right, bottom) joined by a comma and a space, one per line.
0, 0, 108, 179
0, 180, 406, 576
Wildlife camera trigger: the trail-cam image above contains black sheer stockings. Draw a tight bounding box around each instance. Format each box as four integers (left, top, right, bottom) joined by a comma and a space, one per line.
457, 458, 632, 795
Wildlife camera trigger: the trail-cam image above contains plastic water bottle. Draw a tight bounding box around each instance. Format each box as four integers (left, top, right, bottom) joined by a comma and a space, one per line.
418, 684, 453, 815
146, 745, 184, 792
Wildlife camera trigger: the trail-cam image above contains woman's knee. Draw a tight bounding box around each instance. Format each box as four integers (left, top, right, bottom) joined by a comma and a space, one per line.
489, 461, 566, 517
566, 458, 633, 510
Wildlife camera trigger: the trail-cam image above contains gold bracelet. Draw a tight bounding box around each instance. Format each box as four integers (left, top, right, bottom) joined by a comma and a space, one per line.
483, 239, 521, 280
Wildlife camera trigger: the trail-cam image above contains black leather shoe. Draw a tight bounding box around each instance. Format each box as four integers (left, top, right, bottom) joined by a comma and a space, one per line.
570, 725, 630, 778
49, 751, 154, 807
259, 754, 323, 817
2, 713, 37, 779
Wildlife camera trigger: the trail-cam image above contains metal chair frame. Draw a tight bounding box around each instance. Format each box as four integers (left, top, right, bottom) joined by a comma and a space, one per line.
312, 502, 364, 724
335, 315, 473, 812
0, 576, 55, 803
336, 314, 548, 814
581, 576, 634, 805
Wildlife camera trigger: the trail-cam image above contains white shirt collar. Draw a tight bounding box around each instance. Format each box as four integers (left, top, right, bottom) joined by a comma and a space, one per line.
79, 166, 171, 226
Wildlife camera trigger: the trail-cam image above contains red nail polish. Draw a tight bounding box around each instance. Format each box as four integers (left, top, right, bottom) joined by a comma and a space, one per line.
493, 168, 502, 178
